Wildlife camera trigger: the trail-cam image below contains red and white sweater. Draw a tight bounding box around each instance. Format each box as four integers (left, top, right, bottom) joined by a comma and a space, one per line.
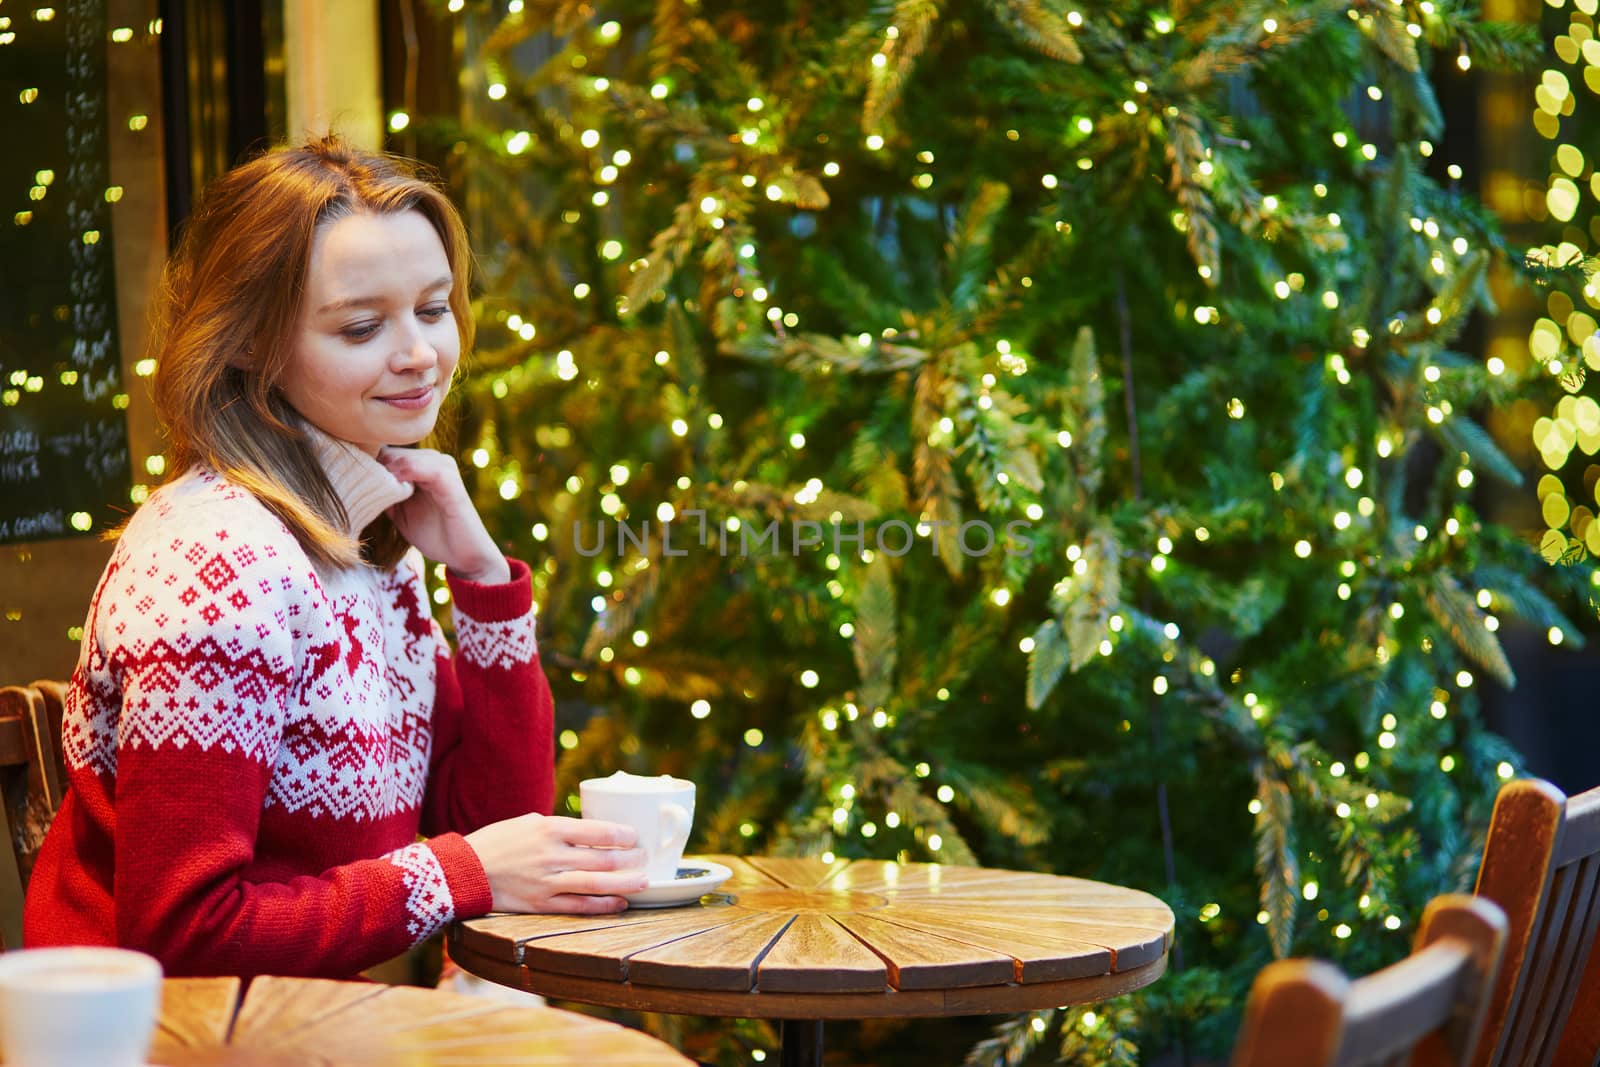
25, 435, 552, 978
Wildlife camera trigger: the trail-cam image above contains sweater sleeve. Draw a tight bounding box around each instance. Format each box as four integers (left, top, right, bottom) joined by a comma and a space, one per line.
419, 556, 555, 837
101, 517, 489, 978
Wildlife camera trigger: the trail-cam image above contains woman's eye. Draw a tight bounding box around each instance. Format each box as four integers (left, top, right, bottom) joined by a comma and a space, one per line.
342, 323, 381, 342
419, 304, 451, 321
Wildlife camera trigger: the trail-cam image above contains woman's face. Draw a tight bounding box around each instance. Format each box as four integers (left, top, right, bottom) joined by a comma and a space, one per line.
280, 209, 460, 456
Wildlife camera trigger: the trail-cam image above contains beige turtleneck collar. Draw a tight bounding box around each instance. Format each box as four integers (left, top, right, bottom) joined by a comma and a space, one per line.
300, 424, 415, 538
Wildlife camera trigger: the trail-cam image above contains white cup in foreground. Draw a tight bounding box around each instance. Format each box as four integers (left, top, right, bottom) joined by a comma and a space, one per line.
580, 771, 696, 884
0, 946, 163, 1067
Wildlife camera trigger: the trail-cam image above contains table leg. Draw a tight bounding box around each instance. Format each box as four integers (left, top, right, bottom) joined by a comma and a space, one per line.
779, 1019, 823, 1067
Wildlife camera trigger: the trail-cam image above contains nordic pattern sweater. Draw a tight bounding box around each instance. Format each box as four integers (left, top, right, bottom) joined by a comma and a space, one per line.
24, 439, 551, 977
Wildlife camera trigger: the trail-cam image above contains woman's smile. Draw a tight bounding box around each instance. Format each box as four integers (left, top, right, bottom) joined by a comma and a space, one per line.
376, 384, 438, 410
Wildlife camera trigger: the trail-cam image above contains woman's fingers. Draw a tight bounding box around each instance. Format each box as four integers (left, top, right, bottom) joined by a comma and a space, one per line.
376, 448, 464, 502
552, 867, 650, 897
550, 816, 639, 850
374, 447, 509, 583
559, 845, 648, 873
375, 445, 442, 471
542, 893, 630, 915
378, 446, 458, 480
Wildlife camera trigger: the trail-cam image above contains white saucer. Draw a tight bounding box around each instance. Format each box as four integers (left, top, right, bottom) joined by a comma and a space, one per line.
625, 859, 733, 909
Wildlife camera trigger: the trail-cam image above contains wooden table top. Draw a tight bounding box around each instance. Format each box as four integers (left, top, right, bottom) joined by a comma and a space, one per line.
450, 855, 1175, 1021
126, 974, 695, 1066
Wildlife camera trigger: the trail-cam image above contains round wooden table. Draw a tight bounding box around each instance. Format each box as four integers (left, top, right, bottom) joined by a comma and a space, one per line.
449, 854, 1175, 1067
139, 974, 695, 1065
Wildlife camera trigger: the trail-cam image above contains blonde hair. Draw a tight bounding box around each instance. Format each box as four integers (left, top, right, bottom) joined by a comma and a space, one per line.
148, 134, 475, 570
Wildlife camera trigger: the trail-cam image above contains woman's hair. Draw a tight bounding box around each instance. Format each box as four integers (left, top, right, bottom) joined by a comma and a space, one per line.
148, 133, 475, 570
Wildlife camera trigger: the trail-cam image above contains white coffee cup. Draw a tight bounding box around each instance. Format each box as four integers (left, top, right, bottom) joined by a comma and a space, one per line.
0, 946, 163, 1067
579, 771, 696, 883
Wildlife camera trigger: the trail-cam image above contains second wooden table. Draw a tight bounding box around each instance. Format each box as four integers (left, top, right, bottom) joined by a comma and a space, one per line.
126, 973, 695, 1065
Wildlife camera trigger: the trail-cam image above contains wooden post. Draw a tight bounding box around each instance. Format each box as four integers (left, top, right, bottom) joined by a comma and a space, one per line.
283, 0, 382, 148
779, 1019, 823, 1067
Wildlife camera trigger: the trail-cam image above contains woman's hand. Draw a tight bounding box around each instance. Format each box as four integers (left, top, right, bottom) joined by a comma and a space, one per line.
464, 814, 650, 914
376, 447, 510, 584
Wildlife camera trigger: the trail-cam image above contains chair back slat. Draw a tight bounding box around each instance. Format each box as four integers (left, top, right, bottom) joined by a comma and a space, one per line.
1473, 779, 1600, 1067
26, 679, 65, 808
1231, 894, 1507, 1067
1534, 855, 1600, 1067
0, 682, 69, 950
1502, 861, 1587, 1067
0, 696, 25, 951
0, 715, 28, 766
1556, 791, 1600, 867
1549, 932, 1600, 1067
1337, 942, 1481, 1065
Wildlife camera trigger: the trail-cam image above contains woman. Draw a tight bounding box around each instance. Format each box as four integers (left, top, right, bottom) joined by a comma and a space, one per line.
24, 135, 648, 977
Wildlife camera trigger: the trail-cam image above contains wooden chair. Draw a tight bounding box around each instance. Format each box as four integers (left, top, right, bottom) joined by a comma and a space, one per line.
0, 680, 68, 949
1231, 894, 1507, 1067
1471, 778, 1600, 1067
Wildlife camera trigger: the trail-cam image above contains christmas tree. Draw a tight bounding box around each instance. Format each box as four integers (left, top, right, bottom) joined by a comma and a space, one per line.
402, 1, 1567, 1062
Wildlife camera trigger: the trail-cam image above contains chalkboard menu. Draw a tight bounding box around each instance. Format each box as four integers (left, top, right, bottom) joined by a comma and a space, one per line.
0, 0, 131, 544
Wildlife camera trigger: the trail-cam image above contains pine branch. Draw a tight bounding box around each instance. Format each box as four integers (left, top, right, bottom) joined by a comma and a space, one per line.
1474, 564, 1586, 648
851, 430, 912, 512
697, 480, 880, 525
1435, 415, 1523, 488
1363, 3, 1421, 72
914, 604, 1003, 703
624, 198, 702, 315
1335, 816, 1393, 919
1524, 246, 1599, 289
963, 1011, 1051, 1067
982, 0, 1082, 63
948, 182, 1012, 313
1164, 112, 1221, 282
1066, 326, 1106, 501
1412, 250, 1489, 344
959, 379, 1041, 513
1254, 771, 1298, 959
581, 552, 662, 659
665, 301, 706, 395
553, 714, 634, 802
863, 0, 943, 134
505, 0, 595, 37
1391, 64, 1446, 140
1428, 14, 1544, 72
913, 357, 967, 577
603, 81, 724, 145
886, 775, 979, 864
697, 752, 786, 851
853, 554, 899, 711
604, 650, 757, 702
1027, 619, 1070, 710
955, 772, 1051, 848
1057, 1001, 1142, 1066
648, 0, 709, 80
1062, 520, 1122, 672
726, 332, 928, 374
1169, 2, 1330, 89
1423, 571, 1515, 687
